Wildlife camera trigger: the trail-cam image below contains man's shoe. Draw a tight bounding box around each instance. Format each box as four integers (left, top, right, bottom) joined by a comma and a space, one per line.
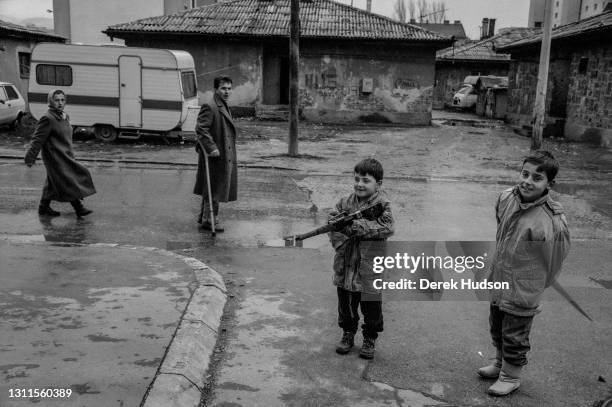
200, 220, 225, 232
359, 336, 376, 359
38, 205, 60, 217
488, 361, 522, 396
477, 349, 502, 379
335, 331, 355, 355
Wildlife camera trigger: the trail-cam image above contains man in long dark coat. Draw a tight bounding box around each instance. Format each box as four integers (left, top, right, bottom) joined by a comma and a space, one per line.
25, 89, 95, 218
194, 76, 238, 231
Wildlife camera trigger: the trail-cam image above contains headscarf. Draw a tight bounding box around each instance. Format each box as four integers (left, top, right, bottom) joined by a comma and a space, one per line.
47, 89, 67, 120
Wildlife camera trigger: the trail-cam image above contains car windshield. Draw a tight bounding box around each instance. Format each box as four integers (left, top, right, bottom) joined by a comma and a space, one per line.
457, 86, 472, 95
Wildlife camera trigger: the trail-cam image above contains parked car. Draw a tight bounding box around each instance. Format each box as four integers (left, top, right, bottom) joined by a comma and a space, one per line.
452, 84, 478, 109
0, 82, 26, 129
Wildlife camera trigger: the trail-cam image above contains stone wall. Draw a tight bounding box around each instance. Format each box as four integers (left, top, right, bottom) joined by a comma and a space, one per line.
564, 41, 612, 146
505, 55, 571, 137
505, 33, 612, 145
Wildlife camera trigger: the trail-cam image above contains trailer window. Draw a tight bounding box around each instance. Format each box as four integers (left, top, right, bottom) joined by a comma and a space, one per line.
36, 64, 73, 86
181, 71, 197, 99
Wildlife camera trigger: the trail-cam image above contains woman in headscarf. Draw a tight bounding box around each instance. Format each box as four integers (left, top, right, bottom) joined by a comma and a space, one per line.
25, 89, 96, 217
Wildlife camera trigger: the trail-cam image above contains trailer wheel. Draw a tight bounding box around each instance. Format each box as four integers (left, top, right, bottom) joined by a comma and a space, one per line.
94, 125, 118, 143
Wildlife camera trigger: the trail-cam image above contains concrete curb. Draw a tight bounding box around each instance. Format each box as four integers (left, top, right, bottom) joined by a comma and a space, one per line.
0, 237, 227, 407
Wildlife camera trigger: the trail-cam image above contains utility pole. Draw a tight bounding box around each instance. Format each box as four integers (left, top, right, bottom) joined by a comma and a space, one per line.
288, 0, 299, 156
532, 0, 554, 150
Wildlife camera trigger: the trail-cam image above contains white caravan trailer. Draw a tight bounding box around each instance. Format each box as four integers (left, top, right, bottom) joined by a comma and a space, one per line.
29, 43, 200, 142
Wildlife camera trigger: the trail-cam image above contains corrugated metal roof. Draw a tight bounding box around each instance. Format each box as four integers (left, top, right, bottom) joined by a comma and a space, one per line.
437, 27, 539, 61
498, 10, 612, 50
0, 19, 66, 41
105, 0, 449, 42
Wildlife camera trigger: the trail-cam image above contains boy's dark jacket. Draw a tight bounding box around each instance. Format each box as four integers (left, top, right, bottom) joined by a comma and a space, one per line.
490, 186, 570, 316
328, 191, 394, 294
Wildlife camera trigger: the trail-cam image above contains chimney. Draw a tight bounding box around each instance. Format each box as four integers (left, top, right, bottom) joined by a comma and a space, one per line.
481, 18, 489, 39
366, 0, 372, 12
444, 20, 449, 24
488, 18, 496, 37
410, 18, 416, 23
454, 20, 460, 24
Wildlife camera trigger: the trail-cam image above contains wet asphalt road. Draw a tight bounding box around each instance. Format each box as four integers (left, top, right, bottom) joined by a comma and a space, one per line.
0, 157, 611, 407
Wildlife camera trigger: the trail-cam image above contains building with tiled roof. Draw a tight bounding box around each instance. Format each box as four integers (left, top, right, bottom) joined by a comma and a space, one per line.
0, 19, 66, 105
412, 21, 467, 41
499, 11, 612, 145
104, 0, 453, 124
105, 0, 448, 42
432, 27, 538, 109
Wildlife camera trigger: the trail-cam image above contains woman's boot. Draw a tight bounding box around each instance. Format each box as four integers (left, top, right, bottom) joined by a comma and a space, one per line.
71, 200, 93, 217
38, 199, 60, 217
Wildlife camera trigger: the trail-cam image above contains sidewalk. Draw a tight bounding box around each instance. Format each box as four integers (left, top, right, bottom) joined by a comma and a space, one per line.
0, 239, 225, 407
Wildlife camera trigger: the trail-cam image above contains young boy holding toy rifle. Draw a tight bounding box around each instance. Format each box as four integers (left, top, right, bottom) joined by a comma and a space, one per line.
479, 150, 570, 396
328, 158, 394, 359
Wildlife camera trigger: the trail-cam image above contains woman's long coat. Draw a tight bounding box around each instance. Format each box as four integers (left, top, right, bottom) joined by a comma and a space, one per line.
193, 93, 238, 202
25, 111, 96, 202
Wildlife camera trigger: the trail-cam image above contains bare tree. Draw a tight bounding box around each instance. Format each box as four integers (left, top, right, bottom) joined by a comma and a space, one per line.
408, 0, 417, 21
431, 1, 447, 23
417, 0, 428, 22
394, 0, 407, 23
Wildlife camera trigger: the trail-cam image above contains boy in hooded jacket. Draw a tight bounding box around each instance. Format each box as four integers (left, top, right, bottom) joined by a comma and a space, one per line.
478, 150, 570, 396
328, 158, 394, 360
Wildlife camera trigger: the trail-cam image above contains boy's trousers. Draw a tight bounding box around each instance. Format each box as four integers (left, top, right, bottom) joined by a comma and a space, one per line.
337, 287, 383, 339
489, 305, 534, 366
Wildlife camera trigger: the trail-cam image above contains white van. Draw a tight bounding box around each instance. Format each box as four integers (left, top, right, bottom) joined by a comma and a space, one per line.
28, 43, 200, 142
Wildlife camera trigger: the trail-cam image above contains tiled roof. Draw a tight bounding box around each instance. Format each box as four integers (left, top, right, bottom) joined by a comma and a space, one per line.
437, 27, 539, 61
414, 22, 466, 39
498, 11, 612, 50
0, 19, 65, 41
105, 0, 450, 42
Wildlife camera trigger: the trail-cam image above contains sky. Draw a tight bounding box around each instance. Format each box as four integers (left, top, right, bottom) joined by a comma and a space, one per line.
0, 0, 531, 39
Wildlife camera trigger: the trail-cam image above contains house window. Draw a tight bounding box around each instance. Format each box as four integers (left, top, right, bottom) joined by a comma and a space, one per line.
594, 3, 598, 9
585, 5, 589, 11
534, 21, 542, 28
578, 57, 589, 74
181, 71, 197, 99
18, 52, 31, 79
556, 1, 559, 6
554, 12, 558, 18
36, 64, 73, 86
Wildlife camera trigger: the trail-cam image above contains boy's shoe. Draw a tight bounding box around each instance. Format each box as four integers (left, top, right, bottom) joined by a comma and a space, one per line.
335, 332, 355, 354
488, 361, 522, 396
477, 349, 502, 379
359, 336, 376, 359
38, 205, 61, 217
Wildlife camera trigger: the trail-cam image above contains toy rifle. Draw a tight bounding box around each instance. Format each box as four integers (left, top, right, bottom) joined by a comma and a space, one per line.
283, 202, 384, 247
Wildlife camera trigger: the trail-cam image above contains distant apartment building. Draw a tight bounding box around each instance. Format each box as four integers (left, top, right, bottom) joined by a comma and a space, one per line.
529, 0, 611, 28
53, 0, 217, 44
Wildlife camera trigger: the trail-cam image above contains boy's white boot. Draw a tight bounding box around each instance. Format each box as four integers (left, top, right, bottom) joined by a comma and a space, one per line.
487, 360, 522, 396
477, 348, 502, 379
